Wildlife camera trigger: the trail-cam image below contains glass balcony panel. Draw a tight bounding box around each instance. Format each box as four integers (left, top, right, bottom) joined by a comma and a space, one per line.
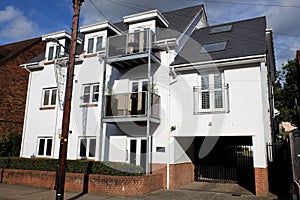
104, 91, 160, 120
107, 30, 152, 59
151, 93, 160, 119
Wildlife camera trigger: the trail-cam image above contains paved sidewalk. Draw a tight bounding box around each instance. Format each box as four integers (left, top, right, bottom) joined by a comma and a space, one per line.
0, 183, 278, 200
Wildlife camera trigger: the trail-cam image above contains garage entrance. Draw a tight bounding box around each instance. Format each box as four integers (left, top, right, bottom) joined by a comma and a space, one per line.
193, 136, 255, 193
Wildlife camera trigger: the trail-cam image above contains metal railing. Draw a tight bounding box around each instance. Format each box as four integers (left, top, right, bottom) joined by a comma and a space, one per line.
193, 84, 229, 114
104, 91, 160, 119
107, 30, 156, 58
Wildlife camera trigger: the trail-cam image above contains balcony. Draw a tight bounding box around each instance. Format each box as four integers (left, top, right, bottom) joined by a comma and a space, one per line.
103, 91, 160, 123
193, 84, 229, 114
106, 30, 160, 69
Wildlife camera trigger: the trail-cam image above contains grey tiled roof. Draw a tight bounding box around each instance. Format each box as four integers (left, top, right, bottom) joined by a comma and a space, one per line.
172, 17, 267, 65
157, 5, 204, 40
113, 5, 204, 40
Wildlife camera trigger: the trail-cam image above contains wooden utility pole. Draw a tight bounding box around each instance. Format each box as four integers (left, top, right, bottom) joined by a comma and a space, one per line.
56, 0, 84, 199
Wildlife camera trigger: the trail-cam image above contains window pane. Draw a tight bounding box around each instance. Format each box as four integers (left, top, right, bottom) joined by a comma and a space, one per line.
46, 139, 52, 156
51, 89, 57, 105
210, 25, 232, 34
132, 82, 138, 92
96, 36, 103, 52
89, 139, 96, 157
214, 74, 222, 89
80, 139, 87, 157
215, 90, 223, 108
202, 91, 210, 109
83, 86, 90, 103
87, 38, 94, 54
55, 45, 61, 58
92, 85, 99, 102
38, 139, 45, 156
43, 90, 50, 106
201, 76, 209, 90
201, 41, 227, 53
142, 81, 148, 91
48, 46, 54, 60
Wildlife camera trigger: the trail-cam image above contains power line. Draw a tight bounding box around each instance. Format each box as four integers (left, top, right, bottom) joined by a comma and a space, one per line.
89, 0, 108, 20
190, 0, 300, 9
110, 0, 158, 12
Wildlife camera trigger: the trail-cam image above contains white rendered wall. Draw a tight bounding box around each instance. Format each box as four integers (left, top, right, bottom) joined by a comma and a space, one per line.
21, 64, 58, 158
68, 55, 104, 160
168, 65, 270, 167
21, 54, 107, 160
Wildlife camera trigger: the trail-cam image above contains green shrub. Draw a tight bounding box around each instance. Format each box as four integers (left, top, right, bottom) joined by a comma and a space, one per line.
0, 134, 22, 157
0, 157, 144, 176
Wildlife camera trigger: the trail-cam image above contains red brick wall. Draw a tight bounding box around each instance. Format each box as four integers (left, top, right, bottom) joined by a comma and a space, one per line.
0, 40, 45, 136
169, 162, 194, 189
152, 163, 167, 188
0, 169, 163, 196
254, 167, 269, 196
1, 169, 56, 189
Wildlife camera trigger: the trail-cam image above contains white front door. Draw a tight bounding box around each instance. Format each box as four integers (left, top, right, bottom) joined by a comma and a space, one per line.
127, 138, 147, 171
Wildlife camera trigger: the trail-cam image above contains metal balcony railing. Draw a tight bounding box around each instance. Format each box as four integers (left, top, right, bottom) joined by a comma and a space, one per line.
104, 91, 160, 119
193, 84, 229, 114
107, 30, 156, 59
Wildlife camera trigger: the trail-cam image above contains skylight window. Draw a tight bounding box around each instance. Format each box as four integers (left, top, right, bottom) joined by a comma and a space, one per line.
210, 25, 232, 34
201, 41, 227, 53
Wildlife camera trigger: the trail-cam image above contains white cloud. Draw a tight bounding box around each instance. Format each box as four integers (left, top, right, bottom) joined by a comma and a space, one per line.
0, 6, 38, 42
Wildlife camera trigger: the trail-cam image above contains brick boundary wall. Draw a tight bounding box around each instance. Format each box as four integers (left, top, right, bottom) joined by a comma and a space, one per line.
152, 163, 167, 189
169, 162, 194, 189
254, 167, 269, 196
0, 169, 163, 196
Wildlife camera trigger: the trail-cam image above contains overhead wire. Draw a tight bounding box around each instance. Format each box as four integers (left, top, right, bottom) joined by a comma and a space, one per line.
109, 0, 159, 12
89, 0, 108, 20
187, 0, 300, 9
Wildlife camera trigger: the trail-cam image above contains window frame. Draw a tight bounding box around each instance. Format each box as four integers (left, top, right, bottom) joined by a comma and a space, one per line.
41, 87, 57, 107
81, 83, 100, 105
86, 34, 105, 54
37, 137, 53, 157
78, 136, 97, 159
209, 25, 233, 34
47, 44, 61, 61
194, 73, 229, 114
200, 41, 227, 53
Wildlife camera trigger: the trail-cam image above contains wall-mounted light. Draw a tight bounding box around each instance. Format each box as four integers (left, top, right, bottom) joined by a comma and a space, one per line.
170, 126, 176, 132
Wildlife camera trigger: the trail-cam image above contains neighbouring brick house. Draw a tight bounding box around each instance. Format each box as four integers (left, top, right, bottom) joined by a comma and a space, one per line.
0, 38, 45, 136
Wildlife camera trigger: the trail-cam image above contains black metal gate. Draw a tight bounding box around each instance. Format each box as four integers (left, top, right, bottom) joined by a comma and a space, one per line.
194, 137, 254, 192
267, 141, 293, 196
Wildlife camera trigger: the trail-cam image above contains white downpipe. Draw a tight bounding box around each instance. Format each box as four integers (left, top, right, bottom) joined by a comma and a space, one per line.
20, 66, 32, 157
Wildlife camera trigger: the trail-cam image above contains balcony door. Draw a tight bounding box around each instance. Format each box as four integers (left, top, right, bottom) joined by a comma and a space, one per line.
130, 80, 148, 115
128, 138, 147, 172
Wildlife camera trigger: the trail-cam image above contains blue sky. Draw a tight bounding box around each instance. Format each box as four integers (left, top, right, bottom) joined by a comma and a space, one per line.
0, 0, 300, 69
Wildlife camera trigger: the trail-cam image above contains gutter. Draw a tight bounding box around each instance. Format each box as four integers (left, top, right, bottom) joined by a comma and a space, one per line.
173, 54, 266, 72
